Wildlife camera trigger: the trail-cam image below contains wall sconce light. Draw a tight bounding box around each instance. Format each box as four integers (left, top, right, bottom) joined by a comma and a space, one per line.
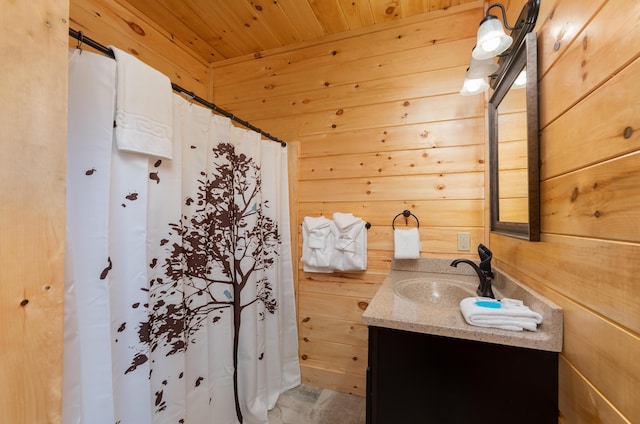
473, 5, 514, 60
460, 0, 540, 96
460, 56, 499, 96
460, 76, 490, 96
468, 56, 500, 78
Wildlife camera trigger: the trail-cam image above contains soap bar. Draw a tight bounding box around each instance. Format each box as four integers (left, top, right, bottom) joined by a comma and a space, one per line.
475, 300, 501, 309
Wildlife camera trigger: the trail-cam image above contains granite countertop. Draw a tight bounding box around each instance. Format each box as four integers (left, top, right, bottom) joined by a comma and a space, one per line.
362, 258, 563, 352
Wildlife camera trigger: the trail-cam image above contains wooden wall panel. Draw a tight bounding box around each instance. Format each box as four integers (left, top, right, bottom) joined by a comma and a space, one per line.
558, 357, 629, 424
493, 0, 640, 423
299, 338, 368, 374
539, 0, 640, 128
299, 144, 484, 180
0, 0, 68, 422
298, 173, 484, 202
299, 117, 485, 156
299, 292, 371, 323
296, 94, 483, 135
299, 315, 370, 348
536, 0, 600, 77
541, 55, 640, 179
299, 199, 484, 227
300, 363, 366, 396
212, 3, 486, 394
541, 152, 640, 242
267, 116, 486, 158
213, 38, 475, 108
299, 273, 384, 299
226, 65, 467, 122
211, 6, 480, 88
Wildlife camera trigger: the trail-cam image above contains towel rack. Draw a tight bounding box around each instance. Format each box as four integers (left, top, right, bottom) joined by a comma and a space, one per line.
392, 210, 419, 230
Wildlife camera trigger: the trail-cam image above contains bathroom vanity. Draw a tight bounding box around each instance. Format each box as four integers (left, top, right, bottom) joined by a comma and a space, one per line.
362, 259, 563, 424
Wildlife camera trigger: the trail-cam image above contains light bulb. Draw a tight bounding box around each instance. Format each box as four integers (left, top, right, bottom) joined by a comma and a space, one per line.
460, 76, 489, 96
467, 79, 482, 91
481, 37, 501, 53
472, 16, 513, 60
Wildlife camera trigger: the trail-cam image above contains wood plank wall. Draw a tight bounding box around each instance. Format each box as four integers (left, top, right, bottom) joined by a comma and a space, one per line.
9, 0, 636, 421
211, 2, 487, 395
212, 0, 640, 418
0, 0, 69, 423
491, 0, 640, 423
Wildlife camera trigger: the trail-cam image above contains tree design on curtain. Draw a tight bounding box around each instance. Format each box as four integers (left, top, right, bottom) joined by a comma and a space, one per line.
124, 142, 280, 423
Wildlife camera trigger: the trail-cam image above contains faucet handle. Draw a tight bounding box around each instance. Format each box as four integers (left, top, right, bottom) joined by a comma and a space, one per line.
477, 244, 492, 273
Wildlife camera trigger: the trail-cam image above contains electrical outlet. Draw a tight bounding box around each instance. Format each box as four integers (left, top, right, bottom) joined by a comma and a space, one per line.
457, 232, 471, 251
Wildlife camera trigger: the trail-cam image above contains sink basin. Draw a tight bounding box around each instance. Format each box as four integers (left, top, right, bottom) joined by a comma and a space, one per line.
393, 278, 475, 307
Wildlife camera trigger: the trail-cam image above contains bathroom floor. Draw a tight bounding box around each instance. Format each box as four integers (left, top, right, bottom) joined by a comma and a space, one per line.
268, 384, 366, 424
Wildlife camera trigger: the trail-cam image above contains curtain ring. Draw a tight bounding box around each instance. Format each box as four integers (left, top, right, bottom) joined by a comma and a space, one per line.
76, 31, 84, 53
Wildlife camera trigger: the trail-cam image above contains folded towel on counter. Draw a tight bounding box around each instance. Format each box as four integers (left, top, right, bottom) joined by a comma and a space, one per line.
301, 216, 334, 273
460, 297, 543, 332
393, 228, 421, 259
110, 46, 173, 159
329, 212, 367, 271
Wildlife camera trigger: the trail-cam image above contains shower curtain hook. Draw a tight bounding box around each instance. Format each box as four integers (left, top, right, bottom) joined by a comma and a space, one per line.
76, 31, 84, 53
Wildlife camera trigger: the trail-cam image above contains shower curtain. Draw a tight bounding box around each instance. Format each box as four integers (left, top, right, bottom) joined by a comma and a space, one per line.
64, 49, 300, 424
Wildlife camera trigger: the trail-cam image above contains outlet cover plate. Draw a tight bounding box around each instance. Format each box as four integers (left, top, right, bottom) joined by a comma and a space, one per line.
457, 232, 471, 251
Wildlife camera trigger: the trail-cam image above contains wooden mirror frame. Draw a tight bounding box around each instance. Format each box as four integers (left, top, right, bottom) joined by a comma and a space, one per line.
489, 32, 540, 241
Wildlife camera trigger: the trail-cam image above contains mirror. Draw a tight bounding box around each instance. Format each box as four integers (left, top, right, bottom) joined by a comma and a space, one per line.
488, 32, 540, 241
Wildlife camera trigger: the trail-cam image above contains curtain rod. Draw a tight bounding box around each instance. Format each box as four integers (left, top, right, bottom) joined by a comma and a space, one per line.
69, 28, 287, 147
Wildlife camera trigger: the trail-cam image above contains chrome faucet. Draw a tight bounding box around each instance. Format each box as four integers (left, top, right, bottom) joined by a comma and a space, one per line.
450, 244, 495, 298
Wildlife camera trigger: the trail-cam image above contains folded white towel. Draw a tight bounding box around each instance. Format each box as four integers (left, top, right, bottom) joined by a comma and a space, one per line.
460, 297, 543, 332
393, 228, 421, 259
329, 212, 367, 271
110, 46, 173, 159
301, 216, 334, 273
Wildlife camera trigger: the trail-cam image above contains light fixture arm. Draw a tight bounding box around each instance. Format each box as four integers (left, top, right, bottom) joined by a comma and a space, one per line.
484, 3, 521, 31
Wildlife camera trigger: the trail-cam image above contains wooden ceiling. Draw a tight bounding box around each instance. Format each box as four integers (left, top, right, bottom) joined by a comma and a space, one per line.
123, 0, 478, 63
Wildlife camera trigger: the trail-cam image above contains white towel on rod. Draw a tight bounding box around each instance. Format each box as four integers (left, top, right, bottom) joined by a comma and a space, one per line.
393, 228, 421, 259
110, 46, 174, 159
301, 216, 334, 273
459, 297, 543, 332
329, 212, 367, 272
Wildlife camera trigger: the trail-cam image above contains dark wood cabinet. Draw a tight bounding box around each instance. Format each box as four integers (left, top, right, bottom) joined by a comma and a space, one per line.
366, 326, 558, 424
